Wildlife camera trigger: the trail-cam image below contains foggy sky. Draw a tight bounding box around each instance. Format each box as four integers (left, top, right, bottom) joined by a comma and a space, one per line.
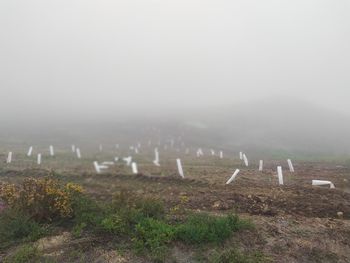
0, 0, 349, 120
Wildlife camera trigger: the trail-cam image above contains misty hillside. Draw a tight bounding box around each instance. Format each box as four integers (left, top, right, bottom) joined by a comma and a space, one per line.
181, 98, 350, 156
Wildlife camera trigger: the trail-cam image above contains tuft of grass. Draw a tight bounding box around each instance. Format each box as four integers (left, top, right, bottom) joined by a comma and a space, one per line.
0, 209, 46, 249
3, 244, 41, 263
175, 213, 252, 245
133, 218, 175, 262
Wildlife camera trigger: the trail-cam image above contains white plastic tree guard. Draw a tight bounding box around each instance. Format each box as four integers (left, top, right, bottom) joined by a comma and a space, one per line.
198, 148, 203, 156
210, 149, 215, 156
135, 148, 139, 154
153, 148, 160, 166
123, 156, 132, 166
176, 158, 185, 178
239, 152, 243, 160
287, 159, 295, 173
219, 151, 223, 159
71, 145, 76, 153
27, 146, 33, 157
259, 160, 263, 172
93, 161, 101, 173
76, 148, 82, 159
277, 166, 283, 185
226, 169, 240, 184
93, 161, 109, 174
312, 180, 335, 189
131, 162, 138, 174
49, 145, 54, 156
114, 157, 119, 162
243, 154, 249, 167
6, 152, 12, 164
37, 153, 42, 165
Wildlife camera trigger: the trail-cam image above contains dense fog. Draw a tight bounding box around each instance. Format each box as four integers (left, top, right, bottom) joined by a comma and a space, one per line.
0, 0, 349, 155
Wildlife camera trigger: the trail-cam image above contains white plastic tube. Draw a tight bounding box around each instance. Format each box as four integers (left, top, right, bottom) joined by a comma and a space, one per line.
153, 148, 160, 166
131, 162, 138, 174
226, 169, 240, 184
259, 160, 263, 172
37, 153, 42, 165
76, 148, 81, 159
176, 158, 185, 178
287, 159, 295, 173
312, 180, 335, 189
123, 156, 132, 166
277, 166, 283, 185
94, 161, 101, 173
27, 146, 33, 157
6, 152, 12, 164
49, 145, 54, 156
243, 154, 249, 167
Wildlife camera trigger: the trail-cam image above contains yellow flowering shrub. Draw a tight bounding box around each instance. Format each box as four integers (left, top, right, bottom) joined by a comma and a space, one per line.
0, 178, 83, 222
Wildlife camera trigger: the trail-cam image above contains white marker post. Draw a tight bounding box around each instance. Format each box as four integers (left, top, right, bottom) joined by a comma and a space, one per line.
176, 158, 185, 178
131, 162, 138, 174
226, 169, 240, 184
27, 146, 33, 157
219, 151, 223, 159
312, 180, 335, 189
277, 166, 283, 185
71, 145, 76, 153
287, 159, 295, 173
243, 154, 249, 167
37, 154, 42, 165
259, 160, 263, 172
76, 148, 81, 159
6, 152, 12, 164
49, 145, 54, 156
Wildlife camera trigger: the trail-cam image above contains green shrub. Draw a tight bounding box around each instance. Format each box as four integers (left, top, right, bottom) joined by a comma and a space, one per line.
3, 244, 41, 263
175, 213, 251, 244
70, 194, 106, 229
0, 209, 46, 249
133, 218, 175, 262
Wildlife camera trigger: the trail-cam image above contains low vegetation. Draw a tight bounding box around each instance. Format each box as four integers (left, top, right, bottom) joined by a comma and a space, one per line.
0, 177, 260, 262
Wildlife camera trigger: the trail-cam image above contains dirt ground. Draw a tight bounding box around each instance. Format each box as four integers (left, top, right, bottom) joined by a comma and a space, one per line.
1, 158, 350, 262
